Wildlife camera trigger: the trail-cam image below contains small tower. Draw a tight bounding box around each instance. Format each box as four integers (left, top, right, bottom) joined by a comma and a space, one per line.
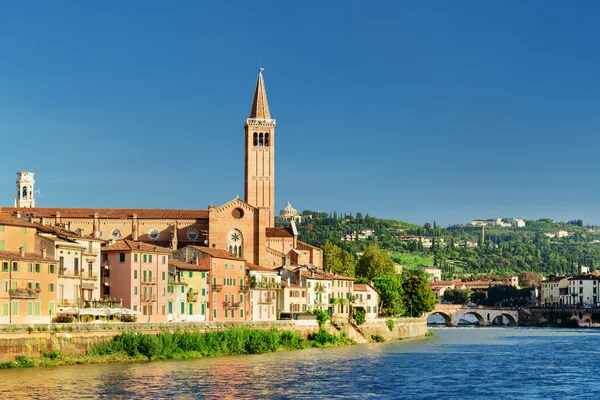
14, 172, 36, 208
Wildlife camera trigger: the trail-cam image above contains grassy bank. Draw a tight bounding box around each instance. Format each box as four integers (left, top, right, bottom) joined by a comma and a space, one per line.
0, 327, 355, 369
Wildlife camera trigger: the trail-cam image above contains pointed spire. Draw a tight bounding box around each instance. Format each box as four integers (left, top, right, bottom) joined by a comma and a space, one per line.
249, 68, 271, 119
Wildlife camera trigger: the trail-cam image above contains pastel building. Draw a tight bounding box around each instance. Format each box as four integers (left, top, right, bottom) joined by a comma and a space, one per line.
0, 213, 57, 324
247, 262, 281, 321
352, 283, 379, 321
168, 259, 210, 322
101, 240, 170, 322
279, 280, 308, 315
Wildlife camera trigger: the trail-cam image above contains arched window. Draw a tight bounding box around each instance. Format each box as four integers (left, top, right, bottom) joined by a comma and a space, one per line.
227, 229, 243, 258
264, 133, 270, 147
258, 133, 264, 146
22, 186, 27, 199
253, 132, 258, 146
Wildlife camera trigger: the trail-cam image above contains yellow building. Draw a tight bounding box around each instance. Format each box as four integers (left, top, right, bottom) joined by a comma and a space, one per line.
169, 259, 210, 322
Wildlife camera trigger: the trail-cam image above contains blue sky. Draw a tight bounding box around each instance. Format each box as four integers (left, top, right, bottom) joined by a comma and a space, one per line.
1, 1, 599, 226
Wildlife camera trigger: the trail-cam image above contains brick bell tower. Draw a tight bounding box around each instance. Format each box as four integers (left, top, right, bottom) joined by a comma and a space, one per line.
244, 68, 276, 227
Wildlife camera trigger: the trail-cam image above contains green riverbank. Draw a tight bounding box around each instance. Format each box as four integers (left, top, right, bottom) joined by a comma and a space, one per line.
0, 327, 356, 369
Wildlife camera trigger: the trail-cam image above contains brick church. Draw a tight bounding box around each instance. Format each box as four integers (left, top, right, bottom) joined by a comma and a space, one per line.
2, 70, 322, 269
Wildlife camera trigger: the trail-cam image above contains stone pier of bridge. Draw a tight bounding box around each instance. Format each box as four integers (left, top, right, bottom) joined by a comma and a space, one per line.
425, 304, 519, 326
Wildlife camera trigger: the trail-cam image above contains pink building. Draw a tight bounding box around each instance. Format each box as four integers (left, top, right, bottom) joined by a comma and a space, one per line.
101, 240, 170, 322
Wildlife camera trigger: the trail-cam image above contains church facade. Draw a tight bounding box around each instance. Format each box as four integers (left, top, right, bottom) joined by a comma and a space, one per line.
2, 71, 322, 269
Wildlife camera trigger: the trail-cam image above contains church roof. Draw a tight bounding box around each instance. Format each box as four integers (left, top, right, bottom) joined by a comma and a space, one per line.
266, 227, 295, 238
2, 207, 208, 219
187, 245, 246, 261
248, 69, 271, 119
296, 241, 319, 251
169, 259, 210, 272
102, 239, 171, 254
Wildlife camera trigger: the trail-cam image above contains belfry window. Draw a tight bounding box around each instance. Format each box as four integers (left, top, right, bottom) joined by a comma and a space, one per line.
253, 132, 258, 146
258, 133, 264, 146
264, 133, 270, 147
22, 187, 27, 199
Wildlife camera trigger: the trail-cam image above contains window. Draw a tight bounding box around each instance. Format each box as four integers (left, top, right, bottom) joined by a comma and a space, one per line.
20, 227, 27, 234
240, 294, 243, 303
0, 240, 4, 250
134, 254, 138, 262
189, 271, 193, 278
168, 302, 173, 314
28, 263, 32, 273
134, 286, 138, 295
201, 303, 205, 315
48, 263, 56, 274
12, 301, 18, 316
180, 302, 185, 314
35, 302, 41, 316
213, 309, 217, 318
240, 309, 244, 318
162, 256, 166, 264
225, 264, 228, 270
240, 265, 243, 271
162, 305, 165, 315
189, 303, 193, 314
2, 280, 8, 293
181, 285, 185, 294
20, 242, 26, 251
143, 254, 147, 263
2, 262, 8, 273
0, 225, 4, 232
2, 302, 9, 316
213, 262, 217, 270
162, 271, 166, 280
119, 253, 125, 262
148, 255, 153, 263
133, 305, 138, 311
27, 302, 33, 316
35, 264, 41, 273
201, 272, 206, 279
12, 262, 19, 272
201, 288, 206, 297
134, 270, 138, 280
225, 309, 228, 318
48, 283, 55, 293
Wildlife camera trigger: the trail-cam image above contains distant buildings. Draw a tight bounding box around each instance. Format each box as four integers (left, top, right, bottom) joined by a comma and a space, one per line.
469, 218, 525, 228
341, 228, 375, 241
423, 267, 442, 282
276, 201, 311, 224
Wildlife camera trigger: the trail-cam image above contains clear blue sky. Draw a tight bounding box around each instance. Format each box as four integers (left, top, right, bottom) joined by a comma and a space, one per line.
1, 1, 599, 226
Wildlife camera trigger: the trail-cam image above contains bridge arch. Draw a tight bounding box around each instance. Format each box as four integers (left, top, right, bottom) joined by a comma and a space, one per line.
427, 312, 452, 326
459, 311, 485, 325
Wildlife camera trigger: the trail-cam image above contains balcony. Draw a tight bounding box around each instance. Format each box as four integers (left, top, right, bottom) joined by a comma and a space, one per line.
258, 297, 275, 305
84, 299, 122, 308
187, 290, 199, 303
58, 269, 98, 280
141, 277, 158, 285
212, 284, 223, 292
223, 302, 241, 308
315, 284, 326, 292
10, 288, 40, 299
253, 282, 282, 290
142, 294, 157, 302
240, 286, 250, 293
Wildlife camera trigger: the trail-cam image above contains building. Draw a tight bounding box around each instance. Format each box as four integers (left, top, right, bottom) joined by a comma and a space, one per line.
352, 283, 379, 321
168, 259, 210, 322
279, 280, 308, 316
504, 275, 519, 288
14, 172, 35, 208
247, 262, 281, 321
566, 275, 599, 306
101, 240, 171, 322
540, 277, 569, 306
0, 213, 57, 324
3, 70, 322, 270
423, 267, 442, 282
34, 225, 103, 307
276, 201, 310, 223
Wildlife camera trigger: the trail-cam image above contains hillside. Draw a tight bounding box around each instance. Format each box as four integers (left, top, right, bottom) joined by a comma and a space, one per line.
284, 211, 600, 278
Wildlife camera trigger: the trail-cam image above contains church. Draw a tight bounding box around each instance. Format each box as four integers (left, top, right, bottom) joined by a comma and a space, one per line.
2, 70, 322, 269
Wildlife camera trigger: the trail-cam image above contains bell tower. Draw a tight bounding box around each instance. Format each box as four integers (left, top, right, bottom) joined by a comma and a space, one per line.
14, 172, 36, 208
244, 69, 276, 227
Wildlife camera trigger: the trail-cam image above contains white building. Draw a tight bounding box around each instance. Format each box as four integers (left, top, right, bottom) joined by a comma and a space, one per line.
565, 275, 599, 306
14, 172, 36, 208
541, 277, 569, 306
352, 283, 379, 321
248, 263, 281, 321
423, 267, 442, 282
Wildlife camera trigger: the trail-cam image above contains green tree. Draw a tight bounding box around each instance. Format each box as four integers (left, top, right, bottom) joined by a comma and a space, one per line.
518, 272, 543, 288
372, 275, 405, 316
442, 288, 471, 305
340, 250, 355, 277
470, 290, 487, 305
322, 241, 343, 273
356, 244, 395, 279
402, 276, 437, 317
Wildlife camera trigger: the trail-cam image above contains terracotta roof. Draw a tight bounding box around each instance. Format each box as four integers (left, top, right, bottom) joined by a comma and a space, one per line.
296, 241, 320, 251
248, 69, 271, 119
0, 250, 55, 262
0, 213, 38, 228
188, 246, 246, 261
2, 207, 208, 219
169, 259, 210, 271
353, 283, 368, 292
266, 227, 295, 238
102, 240, 171, 254
246, 262, 278, 273
301, 270, 354, 281
35, 224, 102, 241
282, 281, 301, 288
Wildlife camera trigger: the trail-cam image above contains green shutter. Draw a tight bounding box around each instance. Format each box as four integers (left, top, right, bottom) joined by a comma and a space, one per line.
202, 288, 205, 296
225, 309, 228, 318
134, 254, 138, 262
0, 240, 4, 250
202, 272, 205, 278
27, 302, 33, 316
20, 228, 27, 234
11, 301, 18, 316
189, 303, 193, 314
240, 309, 244, 318
35, 302, 41, 316
201, 304, 205, 315
2, 303, 8, 316
168, 302, 173, 314
213, 309, 216, 318
48, 302, 55, 316
134, 270, 138, 279
189, 271, 193, 278
148, 255, 153, 263
0, 225, 4, 232
180, 302, 185, 314
240, 294, 243, 303
181, 286, 184, 294
27, 263, 32, 273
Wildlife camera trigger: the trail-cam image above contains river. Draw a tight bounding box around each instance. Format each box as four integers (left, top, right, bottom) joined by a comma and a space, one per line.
1, 327, 599, 399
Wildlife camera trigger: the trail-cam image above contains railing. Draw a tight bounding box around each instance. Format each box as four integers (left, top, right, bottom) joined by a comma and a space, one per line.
253, 282, 282, 289
212, 284, 223, 292
246, 118, 276, 127
141, 277, 158, 285
259, 297, 275, 304
223, 302, 241, 308
315, 284, 326, 292
142, 294, 157, 302
240, 286, 250, 293
10, 288, 40, 299
58, 269, 98, 280
84, 299, 123, 308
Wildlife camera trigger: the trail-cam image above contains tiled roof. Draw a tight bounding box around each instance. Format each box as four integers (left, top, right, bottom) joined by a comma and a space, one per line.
301, 269, 354, 281
248, 69, 271, 119
246, 262, 278, 273
266, 227, 295, 238
0, 213, 38, 228
35, 224, 102, 241
188, 246, 246, 261
282, 281, 301, 288
0, 250, 55, 262
296, 241, 319, 251
2, 207, 208, 219
353, 283, 368, 292
102, 240, 171, 254
169, 259, 210, 271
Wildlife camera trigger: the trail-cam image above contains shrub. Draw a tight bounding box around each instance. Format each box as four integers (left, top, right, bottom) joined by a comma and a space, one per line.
27, 326, 34, 334
138, 334, 162, 360
313, 309, 330, 328
371, 334, 385, 342
43, 350, 61, 360
52, 315, 74, 323
120, 315, 137, 323
15, 356, 34, 368
353, 308, 366, 325
386, 319, 395, 331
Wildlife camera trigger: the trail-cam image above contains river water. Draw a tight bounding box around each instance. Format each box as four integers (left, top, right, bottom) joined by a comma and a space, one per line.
1, 327, 599, 399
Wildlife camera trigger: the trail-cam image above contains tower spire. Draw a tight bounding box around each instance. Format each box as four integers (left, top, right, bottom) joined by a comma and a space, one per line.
249, 68, 271, 119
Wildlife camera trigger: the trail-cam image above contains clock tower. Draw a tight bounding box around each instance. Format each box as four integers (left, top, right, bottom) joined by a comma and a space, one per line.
244, 69, 276, 227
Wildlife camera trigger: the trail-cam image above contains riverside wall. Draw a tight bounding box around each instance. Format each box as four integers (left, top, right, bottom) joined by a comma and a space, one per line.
0, 318, 427, 362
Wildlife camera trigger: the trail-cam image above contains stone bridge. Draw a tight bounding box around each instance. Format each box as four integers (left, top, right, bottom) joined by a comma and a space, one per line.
425, 304, 519, 326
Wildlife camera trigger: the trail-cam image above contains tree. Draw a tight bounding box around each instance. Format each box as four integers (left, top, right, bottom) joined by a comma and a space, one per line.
322, 241, 342, 273
372, 275, 405, 316
471, 290, 487, 305
356, 244, 395, 279
518, 272, 543, 288
423, 223, 432, 235
402, 276, 437, 317
442, 288, 471, 305
340, 250, 355, 277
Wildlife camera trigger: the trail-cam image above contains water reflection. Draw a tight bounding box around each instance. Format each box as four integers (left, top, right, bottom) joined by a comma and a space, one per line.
2, 328, 600, 399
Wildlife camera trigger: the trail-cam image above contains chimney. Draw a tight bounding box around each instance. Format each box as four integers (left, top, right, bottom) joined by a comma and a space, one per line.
19, 247, 25, 257
16, 211, 21, 218
40, 217, 46, 225
41, 248, 47, 258
80, 229, 85, 238
287, 277, 290, 286
311, 270, 314, 277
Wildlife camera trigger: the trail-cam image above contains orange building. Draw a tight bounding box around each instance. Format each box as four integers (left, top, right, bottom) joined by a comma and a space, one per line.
2, 70, 321, 270
0, 213, 57, 324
